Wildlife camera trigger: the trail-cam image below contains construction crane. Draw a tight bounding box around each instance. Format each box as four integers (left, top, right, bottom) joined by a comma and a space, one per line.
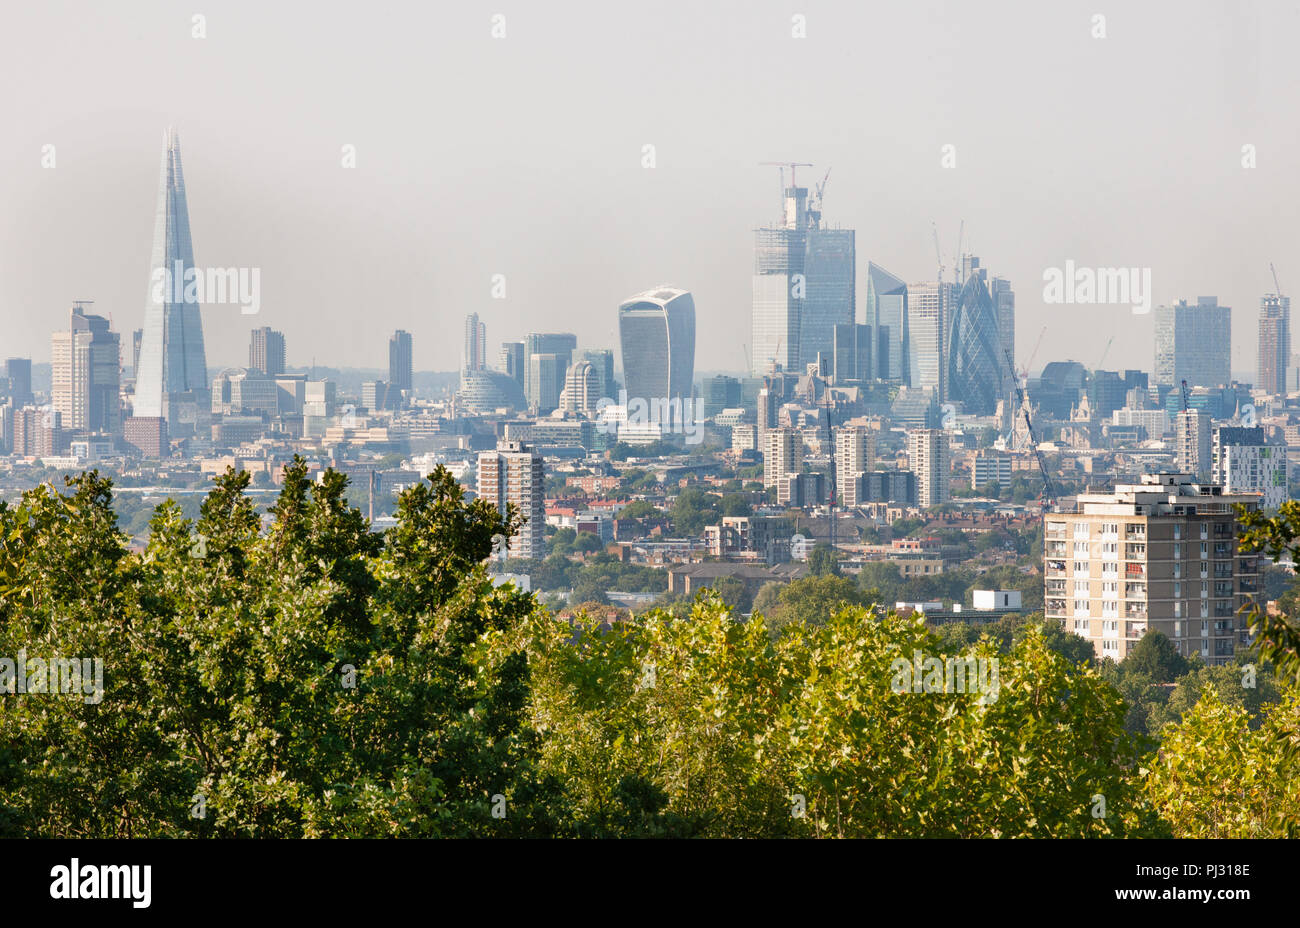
814, 168, 831, 207
759, 161, 813, 195
931, 222, 945, 281
1020, 324, 1048, 384
1004, 345, 1056, 505
1096, 335, 1114, 371
1271, 262, 1284, 296
1180, 378, 1190, 413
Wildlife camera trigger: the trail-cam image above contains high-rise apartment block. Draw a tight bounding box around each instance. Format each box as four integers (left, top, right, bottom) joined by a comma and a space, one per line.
1174, 409, 1212, 480
1258, 293, 1290, 396
1044, 473, 1260, 665
464, 313, 487, 372
477, 441, 545, 560
1212, 426, 1285, 509
249, 326, 286, 376
763, 427, 802, 490
907, 428, 950, 507
835, 426, 877, 506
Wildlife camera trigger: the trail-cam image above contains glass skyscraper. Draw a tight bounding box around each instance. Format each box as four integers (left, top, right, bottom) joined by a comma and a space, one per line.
135, 128, 208, 424
907, 280, 950, 401
1154, 297, 1231, 389
866, 263, 908, 382
619, 287, 696, 407
946, 259, 1002, 415
799, 227, 855, 370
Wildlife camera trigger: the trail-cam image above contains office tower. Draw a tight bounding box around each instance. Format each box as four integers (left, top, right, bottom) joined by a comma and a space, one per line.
523, 333, 577, 407
799, 223, 855, 369
835, 425, 877, 506
476, 441, 545, 560
499, 341, 526, 390
907, 281, 951, 400
1213, 426, 1285, 509
577, 348, 615, 401
13, 407, 62, 457
389, 330, 413, 399
946, 258, 1001, 416
274, 375, 307, 415
211, 368, 278, 416
5, 359, 33, 408
51, 303, 121, 435
1175, 409, 1212, 479
457, 369, 527, 414
703, 375, 742, 419
249, 326, 286, 376
752, 183, 807, 376
991, 276, 1015, 389
527, 353, 563, 415
361, 381, 388, 413
618, 287, 696, 417
135, 129, 208, 428
1154, 297, 1231, 389
831, 322, 872, 382
464, 313, 487, 372
763, 427, 802, 490
867, 263, 908, 382
1044, 474, 1260, 665
560, 360, 599, 415
907, 428, 950, 507
0, 405, 10, 454
1259, 293, 1290, 396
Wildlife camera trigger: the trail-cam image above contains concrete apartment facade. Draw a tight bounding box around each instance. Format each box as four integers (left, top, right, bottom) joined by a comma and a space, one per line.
1044, 473, 1260, 665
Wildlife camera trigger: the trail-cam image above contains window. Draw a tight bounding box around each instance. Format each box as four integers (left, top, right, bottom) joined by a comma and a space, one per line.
1173, 582, 1181, 597
1074, 599, 1090, 615
1073, 561, 1089, 574
1173, 543, 1181, 559
1102, 603, 1118, 619
1102, 581, 1118, 595
1102, 562, 1118, 578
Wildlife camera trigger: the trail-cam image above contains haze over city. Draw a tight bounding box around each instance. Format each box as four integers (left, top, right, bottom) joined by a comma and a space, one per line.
2, 0, 1296, 376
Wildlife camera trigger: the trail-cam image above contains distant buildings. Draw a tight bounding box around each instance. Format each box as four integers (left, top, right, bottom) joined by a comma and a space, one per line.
135, 129, 209, 433
5, 359, 33, 408
249, 327, 286, 377
1258, 293, 1290, 396
51, 303, 121, 435
1213, 426, 1285, 509
1045, 473, 1260, 665
835, 425, 877, 506
524, 333, 577, 413
1174, 408, 1211, 479
389, 330, 413, 400
618, 287, 696, 413
1154, 297, 1231, 389
463, 313, 486, 372
763, 427, 802, 490
946, 257, 1002, 415
907, 428, 950, 507
866, 263, 908, 382
477, 441, 545, 560
906, 280, 950, 400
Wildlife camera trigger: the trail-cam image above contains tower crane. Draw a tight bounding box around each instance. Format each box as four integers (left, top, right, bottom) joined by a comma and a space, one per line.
1004, 345, 1055, 505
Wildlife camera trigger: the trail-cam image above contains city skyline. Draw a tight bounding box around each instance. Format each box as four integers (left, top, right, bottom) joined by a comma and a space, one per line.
2, 1, 1295, 379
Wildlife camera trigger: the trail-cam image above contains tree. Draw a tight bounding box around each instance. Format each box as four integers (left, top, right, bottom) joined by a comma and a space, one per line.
1123, 631, 1189, 684
759, 574, 878, 632
807, 543, 840, 577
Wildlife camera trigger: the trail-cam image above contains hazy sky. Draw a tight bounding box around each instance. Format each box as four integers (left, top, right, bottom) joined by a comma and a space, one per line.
2, 0, 1295, 378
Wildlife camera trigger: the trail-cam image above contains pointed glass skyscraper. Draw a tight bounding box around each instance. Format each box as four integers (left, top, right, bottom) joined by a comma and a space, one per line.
135, 128, 208, 423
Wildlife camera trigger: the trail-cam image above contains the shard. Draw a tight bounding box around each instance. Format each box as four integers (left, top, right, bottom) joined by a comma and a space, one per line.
135, 128, 208, 427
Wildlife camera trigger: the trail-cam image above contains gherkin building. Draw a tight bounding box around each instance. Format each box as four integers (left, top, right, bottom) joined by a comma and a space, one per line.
946, 269, 1002, 415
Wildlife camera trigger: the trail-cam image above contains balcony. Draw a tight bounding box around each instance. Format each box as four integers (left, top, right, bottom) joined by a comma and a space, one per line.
1125, 605, 1147, 619
1127, 622, 1147, 638
1124, 563, 1146, 579
1047, 542, 1067, 557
